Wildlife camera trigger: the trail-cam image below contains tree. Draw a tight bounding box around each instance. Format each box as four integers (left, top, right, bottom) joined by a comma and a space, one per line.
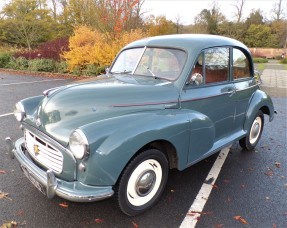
0, 0, 55, 50
218, 21, 246, 41
63, 0, 144, 37
174, 14, 183, 34
62, 25, 146, 71
194, 2, 226, 34
146, 15, 177, 36
271, 19, 287, 48
244, 24, 278, 48
95, 0, 143, 37
245, 9, 264, 26
271, 0, 286, 21
232, 0, 246, 23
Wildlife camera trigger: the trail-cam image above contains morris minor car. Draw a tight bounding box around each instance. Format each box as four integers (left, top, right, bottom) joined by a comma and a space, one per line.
6, 34, 275, 216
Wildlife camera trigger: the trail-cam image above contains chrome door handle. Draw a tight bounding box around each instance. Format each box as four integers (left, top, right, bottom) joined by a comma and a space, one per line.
226, 89, 235, 95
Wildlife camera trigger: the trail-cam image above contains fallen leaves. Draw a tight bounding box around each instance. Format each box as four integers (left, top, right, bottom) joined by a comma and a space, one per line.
187, 211, 213, 216
0, 191, 12, 201
0, 221, 17, 228
212, 184, 219, 190
16, 210, 25, 216
265, 167, 274, 176
223, 179, 230, 183
234, 215, 249, 225
275, 162, 281, 168
132, 221, 138, 228
0, 170, 7, 174
95, 218, 104, 223
59, 202, 68, 208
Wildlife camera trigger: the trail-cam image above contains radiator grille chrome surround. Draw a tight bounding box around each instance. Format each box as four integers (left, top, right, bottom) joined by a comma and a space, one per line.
24, 130, 63, 174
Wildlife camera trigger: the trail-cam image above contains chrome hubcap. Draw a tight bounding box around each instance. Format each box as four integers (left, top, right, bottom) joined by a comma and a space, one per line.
249, 117, 262, 144
126, 159, 162, 207
136, 171, 156, 196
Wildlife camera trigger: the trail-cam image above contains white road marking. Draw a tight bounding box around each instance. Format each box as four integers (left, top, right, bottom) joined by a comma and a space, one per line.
0, 79, 66, 86
0, 113, 13, 118
180, 146, 231, 228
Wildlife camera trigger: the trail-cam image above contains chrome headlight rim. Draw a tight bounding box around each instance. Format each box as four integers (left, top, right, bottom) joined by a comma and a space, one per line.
69, 129, 90, 160
14, 102, 26, 122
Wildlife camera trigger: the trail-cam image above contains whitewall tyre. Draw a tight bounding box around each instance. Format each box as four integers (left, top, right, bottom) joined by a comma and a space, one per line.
116, 149, 168, 216
239, 110, 264, 150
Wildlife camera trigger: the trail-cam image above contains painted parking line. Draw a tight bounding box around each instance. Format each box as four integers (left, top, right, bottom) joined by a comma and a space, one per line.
0, 113, 13, 118
180, 146, 231, 228
0, 79, 66, 86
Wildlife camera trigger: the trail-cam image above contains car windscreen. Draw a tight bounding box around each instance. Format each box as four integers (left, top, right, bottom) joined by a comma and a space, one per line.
111, 47, 187, 81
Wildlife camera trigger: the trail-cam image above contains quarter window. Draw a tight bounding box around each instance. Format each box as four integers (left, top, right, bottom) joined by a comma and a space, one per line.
233, 48, 251, 79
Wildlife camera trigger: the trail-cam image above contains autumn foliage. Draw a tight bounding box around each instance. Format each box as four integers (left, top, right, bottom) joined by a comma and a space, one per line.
63, 25, 146, 72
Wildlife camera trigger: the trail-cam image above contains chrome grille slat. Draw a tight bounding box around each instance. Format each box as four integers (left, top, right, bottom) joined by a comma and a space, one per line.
37, 144, 63, 162
24, 130, 63, 173
34, 146, 63, 166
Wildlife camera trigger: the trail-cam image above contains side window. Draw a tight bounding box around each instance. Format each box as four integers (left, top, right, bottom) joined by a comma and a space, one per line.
205, 48, 229, 83
233, 48, 251, 80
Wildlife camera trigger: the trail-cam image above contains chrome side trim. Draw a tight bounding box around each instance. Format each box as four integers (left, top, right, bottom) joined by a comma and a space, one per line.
235, 84, 258, 92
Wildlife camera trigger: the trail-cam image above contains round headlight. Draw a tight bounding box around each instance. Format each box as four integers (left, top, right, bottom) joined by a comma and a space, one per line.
69, 130, 89, 160
14, 102, 26, 122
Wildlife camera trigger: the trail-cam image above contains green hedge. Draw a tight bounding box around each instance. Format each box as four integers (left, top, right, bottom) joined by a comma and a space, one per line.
280, 58, 287, 64
253, 58, 268, 63
0, 54, 105, 76
0, 52, 12, 68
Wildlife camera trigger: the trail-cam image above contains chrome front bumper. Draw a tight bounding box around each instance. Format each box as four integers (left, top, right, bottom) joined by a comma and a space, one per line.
5, 137, 114, 203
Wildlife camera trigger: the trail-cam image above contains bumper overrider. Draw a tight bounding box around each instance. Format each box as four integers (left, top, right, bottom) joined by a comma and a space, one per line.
5, 137, 114, 203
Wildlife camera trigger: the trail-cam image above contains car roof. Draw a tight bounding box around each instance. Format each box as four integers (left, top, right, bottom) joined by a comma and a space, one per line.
124, 34, 249, 53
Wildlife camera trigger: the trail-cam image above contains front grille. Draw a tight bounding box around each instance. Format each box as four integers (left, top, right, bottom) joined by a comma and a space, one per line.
24, 130, 63, 174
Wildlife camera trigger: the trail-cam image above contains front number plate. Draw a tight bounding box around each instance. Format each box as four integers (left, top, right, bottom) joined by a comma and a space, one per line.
21, 165, 46, 196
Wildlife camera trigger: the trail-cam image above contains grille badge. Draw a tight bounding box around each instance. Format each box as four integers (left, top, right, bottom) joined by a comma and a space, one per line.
34, 144, 40, 156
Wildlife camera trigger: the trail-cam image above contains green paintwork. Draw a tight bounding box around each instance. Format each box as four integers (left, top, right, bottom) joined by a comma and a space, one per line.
13, 35, 275, 192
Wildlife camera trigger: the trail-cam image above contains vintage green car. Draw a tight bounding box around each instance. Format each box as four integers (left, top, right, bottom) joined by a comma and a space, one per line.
6, 34, 275, 216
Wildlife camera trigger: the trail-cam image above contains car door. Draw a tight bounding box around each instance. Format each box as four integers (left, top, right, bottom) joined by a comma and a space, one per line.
232, 48, 258, 132
180, 47, 236, 164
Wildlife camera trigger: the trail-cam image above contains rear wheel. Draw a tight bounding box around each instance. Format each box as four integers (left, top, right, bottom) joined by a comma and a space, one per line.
239, 110, 264, 150
116, 149, 168, 216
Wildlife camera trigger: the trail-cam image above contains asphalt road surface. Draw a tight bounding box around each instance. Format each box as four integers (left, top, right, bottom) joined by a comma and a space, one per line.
0, 63, 286, 227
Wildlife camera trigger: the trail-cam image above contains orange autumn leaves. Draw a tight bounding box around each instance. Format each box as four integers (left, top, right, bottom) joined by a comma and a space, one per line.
233, 215, 249, 225
62, 25, 146, 72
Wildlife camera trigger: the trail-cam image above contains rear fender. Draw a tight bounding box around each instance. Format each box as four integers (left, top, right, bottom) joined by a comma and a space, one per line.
244, 90, 275, 131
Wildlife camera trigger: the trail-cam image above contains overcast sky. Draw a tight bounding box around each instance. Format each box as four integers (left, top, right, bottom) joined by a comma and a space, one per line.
142, 0, 285, 24
0, 0, 285, 25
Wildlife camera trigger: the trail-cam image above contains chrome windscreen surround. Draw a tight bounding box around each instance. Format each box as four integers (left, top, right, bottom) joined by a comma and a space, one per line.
24, 130, 63, 174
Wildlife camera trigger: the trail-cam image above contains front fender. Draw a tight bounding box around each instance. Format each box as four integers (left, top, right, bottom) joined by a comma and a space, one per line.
77, 108, 215, 186
244, 89, 275, 131
77, 109, 191, 185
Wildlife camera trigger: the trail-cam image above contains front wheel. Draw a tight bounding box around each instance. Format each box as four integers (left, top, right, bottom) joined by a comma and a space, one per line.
239, 110, 264, 150
116, 149, 168, 216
